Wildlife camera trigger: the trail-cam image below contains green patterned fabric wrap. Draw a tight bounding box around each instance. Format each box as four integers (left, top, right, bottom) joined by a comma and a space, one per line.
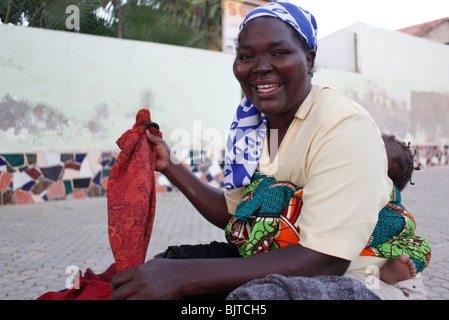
225, 171, 300, 257
363, 187, 431, 273
236, 217, 280, 257
233, 171, 297, 221
226, 173, 431, 273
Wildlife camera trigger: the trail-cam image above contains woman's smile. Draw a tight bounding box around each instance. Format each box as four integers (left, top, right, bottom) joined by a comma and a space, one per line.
252, 82, 284, 96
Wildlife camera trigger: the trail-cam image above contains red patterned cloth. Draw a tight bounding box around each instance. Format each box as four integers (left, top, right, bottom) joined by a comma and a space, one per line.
36, 109, 161, 300
107, 108, 162, 273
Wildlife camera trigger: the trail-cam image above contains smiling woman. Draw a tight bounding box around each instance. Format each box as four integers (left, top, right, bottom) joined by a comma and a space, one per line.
233, 17, 315, 146
109, 2, 428, 301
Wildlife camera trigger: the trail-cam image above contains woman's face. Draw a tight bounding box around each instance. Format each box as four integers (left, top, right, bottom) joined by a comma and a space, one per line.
233, 17, 315, 117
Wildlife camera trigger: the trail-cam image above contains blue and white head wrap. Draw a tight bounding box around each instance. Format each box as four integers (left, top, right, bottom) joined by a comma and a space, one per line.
224, 2, 318, 190
240, 2, 318, 51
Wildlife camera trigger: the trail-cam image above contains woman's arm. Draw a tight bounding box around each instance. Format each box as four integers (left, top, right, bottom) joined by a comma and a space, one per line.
146, 130, 231, 229
110, 243, 350, 300
183, 243, 350, 297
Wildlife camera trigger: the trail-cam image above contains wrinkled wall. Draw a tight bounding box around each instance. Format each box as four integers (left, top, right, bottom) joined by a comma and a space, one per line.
315, 22, 449, 146
0, 24, 240, 153
410, 91, 449, 144
313, 69, 449, 146
2, 23, 448, 151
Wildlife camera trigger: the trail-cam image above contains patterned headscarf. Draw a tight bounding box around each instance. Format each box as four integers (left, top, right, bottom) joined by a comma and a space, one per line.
240, 2, 318, 51
224, 2, 318, 190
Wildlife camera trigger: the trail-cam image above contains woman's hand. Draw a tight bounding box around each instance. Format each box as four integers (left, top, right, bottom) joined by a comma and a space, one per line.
110, 259, 191, 300
145, 129, 178, 174
146, 129, 230, 229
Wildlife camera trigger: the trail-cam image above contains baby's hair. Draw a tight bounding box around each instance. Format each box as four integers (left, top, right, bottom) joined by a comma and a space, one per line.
382, 134, 421, 191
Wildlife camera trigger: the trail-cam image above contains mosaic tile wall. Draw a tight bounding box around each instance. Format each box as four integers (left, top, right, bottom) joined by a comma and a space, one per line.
0, 151, 225, 206
1, 144, 447, 206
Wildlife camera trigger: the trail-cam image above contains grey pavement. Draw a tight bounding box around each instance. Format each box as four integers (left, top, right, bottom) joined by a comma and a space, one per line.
1, 166, 448, 300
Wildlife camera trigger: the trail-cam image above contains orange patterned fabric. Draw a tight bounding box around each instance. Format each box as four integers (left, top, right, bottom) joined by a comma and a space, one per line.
107, 109, 162, 273
274, 191, 302, 248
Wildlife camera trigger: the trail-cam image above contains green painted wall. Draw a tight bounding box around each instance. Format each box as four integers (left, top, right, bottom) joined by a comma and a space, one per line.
0, 24, 241, 153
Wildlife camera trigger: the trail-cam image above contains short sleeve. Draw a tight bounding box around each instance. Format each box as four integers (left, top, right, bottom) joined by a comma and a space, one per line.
298, 108, 392, 261
224, 187, 246, 214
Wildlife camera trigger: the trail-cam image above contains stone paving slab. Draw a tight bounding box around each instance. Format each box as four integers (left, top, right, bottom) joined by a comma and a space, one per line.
0, 166, 448, 300
399, 166, 449, 300
0, 191, 224, 300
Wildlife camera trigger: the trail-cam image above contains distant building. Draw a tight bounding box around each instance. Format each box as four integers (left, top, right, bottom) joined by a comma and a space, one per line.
397, 17, 449, 45
313, 20, 449, 150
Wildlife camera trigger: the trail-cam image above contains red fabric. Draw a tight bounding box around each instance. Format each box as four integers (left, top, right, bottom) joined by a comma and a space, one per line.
36, 264, 116, 300
36, 109, 161, 300
107, 108, 162, 273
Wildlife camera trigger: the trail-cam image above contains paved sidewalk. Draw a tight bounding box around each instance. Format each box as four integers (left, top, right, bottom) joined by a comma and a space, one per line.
1, 166, 448, 300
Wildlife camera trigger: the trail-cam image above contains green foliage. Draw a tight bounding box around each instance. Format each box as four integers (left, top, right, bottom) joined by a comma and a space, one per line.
0, 0, 223, 50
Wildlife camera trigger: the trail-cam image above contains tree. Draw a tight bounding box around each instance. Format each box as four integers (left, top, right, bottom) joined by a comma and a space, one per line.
0, 0, 223, 51
154, 0, 222, 50
0, 0, 111, 34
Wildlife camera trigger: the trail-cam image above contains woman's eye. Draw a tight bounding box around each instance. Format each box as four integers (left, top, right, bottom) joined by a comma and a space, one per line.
273, 50, 289, 57
238, 53, 253, 60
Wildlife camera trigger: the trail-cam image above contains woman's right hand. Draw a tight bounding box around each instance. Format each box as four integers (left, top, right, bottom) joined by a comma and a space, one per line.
145, 129, 178, 174
146, 130, 230, 229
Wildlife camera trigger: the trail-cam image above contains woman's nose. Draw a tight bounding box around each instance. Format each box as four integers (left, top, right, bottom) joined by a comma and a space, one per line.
253, 57, 273, 75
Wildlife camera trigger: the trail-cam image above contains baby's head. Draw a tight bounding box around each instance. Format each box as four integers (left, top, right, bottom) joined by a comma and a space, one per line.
382, 133, 420, 192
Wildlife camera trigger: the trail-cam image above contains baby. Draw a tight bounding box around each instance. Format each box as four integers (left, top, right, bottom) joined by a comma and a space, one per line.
376, 134, 427, 284
226, 133, 431, 285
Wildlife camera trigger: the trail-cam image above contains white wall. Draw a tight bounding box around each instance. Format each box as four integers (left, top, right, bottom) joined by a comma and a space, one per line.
356, 23, 449, 91
317, 22, 449, 91
0, 24, 242, 153
2, 22, 449, 153
314, 22, 449, 145
315, 23, 359, 72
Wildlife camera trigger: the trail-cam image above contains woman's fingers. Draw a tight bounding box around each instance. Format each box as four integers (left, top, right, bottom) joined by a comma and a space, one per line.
145, 129, 173, 173
145, 129, 162, 144
109, 269, 137, 300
